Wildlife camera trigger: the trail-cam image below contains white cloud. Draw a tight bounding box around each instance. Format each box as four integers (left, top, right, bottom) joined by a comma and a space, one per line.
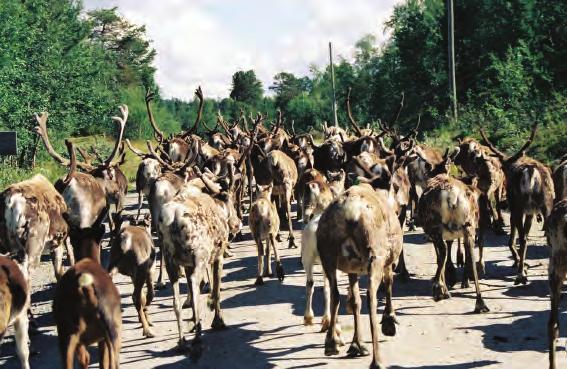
84, 0, 402, 99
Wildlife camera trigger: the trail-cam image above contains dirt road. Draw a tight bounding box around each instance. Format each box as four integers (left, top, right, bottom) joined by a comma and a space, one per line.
0, 193, 562, 368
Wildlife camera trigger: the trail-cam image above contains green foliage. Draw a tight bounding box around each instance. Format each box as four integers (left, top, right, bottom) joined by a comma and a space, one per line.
229, 70, 263, 105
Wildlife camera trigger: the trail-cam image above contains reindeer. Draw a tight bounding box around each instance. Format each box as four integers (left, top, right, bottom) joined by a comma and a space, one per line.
418, 148, 489, 313
107, 213, 156, 338
157, 167, 241, 359
125, 140, 162, 220
454, 137, 507, 234
34, 106, 128, 231
248, 184, 284, 286
265, 150, 298, 248
0, 255, 30, 369
0, 174, 69, 280
316, 181, 403, 369
53, 255, 121, 369
480, 124, 555, 284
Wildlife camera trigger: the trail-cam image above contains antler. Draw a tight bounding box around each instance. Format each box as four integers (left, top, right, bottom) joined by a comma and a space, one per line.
479, 127, 506, 161
104, 104, 128, 166
145, 88, 164, 143
401, 113, 421, 141
184, 86, 204, 137
34, 112, 93, 171
63, 140, 78, 185
236, 114, 262, 169
125, 139, 148, 158
389, 92, 405, 127
76, 147, 94, 165
240, 109, 249, 133
193, 166, 220, 194
509, 123, 538, 162
147, 141, 173, 170
347, 87, 364, 137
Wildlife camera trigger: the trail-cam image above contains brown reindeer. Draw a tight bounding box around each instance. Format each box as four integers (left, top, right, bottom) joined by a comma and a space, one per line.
249, 184, 284, 286
107, 213, 156, 338
34, 107, 128, 230
0, 255, 30, 369
480, 124, 555, 284
317, 183, 403, 369
53, 255, 121, 369
266, 150, 298, 248
0, 174, 69, 280
418, 149, 489, 313
157, 168, 241, 359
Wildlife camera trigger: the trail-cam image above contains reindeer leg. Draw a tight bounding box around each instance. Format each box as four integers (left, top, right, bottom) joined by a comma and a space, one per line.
456, 238, 464, 268
136, 192, 144, 220
515, 214, 533, 285
155, 237, 166, 290
322, 264, 340, 356
549, 264, 565, 369
133, 274, 154, 338
477, 194, 490, 275
98, 341, 109, 369
368, 257, 385, 369
303, 252, 315, 326
381, 264, 398, 336
65, 237, 75, 266
395, 205, 410, 281
14, 312, 30, 369
51, 246, 64, 281
444, 240, 457, 289
509, 211, 520, 267
255, 237, 265, 286
492, 190, 506, 234
264, 237, 273, 278
187, 265, 204, 361
432, 234, 450, 301
270, 233, 284, 282
465, 228, 489, 313
346, 273, 368, 357
210, 259, 227, 330
145, 272, 155, 326
285, 185, 297, 248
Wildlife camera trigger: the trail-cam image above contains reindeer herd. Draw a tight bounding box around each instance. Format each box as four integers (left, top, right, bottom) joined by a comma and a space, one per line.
0, 86, 565, 369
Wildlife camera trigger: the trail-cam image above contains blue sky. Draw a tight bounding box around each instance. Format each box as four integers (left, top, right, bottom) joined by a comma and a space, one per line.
84, 0, 401, 99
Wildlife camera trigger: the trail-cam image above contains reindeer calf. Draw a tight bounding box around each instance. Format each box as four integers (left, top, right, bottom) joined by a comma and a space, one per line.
108, 214, 156, 338
249, 184, 284, 286
54, 255, 121, 369
0, 255, 30, 369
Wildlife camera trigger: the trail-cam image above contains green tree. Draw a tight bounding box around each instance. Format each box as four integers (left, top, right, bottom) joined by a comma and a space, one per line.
229, 70, 263, 105
269, 72, 311, 111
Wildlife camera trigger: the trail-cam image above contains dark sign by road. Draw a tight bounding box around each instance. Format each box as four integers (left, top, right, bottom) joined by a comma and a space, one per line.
0, 132, 17, 155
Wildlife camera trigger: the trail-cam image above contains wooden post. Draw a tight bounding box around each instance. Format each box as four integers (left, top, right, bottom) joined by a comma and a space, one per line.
329, 42, 339, 127
447, 0, 457, 120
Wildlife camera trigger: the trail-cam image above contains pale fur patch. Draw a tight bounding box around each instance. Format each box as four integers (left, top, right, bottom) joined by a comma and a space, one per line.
5, 193, 27, 241
64, 178, 93, 228
78, 272, 94, 287
520, 167, 541, 194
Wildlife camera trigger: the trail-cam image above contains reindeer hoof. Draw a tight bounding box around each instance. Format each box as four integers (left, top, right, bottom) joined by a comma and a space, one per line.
211, 315, 227, 331
155, 281, 167, 290
370, 362, 387, 369
461, 279, 470, 289
276, 233, 283, 242
346, 342, 369, 357
474, 297, 490, 314
397, 270, 411, 283
324, 340, 340, 356
514, 274, 528, 285
320, 316, 330, 332
224, 250, 233, 258
381, 315, 399, 337
288, 239, 297, 249
262, 270, 273, 278
143, 329, 155, 338
276, 263, 285, 282
304, 316, 314, 326
432, 282, 450, 301
254, 276, 264, 286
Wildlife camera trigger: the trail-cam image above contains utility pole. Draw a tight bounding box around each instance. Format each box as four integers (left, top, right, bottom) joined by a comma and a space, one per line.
329, 42, 339, 127
447, 0, 457, 120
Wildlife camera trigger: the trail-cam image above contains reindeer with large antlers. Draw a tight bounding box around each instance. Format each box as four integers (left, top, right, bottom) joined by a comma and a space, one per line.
480, 124, 555, 284
34, 106, 129, 232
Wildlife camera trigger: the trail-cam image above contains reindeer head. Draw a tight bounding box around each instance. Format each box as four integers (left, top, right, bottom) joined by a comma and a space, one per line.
256, 184, 273, 199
